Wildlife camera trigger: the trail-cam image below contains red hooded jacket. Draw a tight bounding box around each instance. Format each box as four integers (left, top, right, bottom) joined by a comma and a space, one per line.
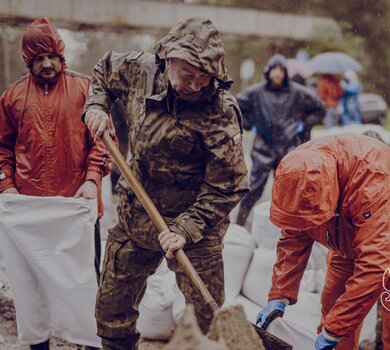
0, 18, 110, 216
269, 134, 390, 337
317, 74, 344, 108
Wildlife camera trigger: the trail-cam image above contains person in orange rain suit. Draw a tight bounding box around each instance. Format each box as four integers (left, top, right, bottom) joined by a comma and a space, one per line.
0, 17, 111, 350
256, 134, 390, 350
317, 74, 344, 128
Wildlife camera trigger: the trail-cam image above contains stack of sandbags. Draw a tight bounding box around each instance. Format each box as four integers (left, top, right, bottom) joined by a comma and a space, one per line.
241, 247, 276, 307
137, 260, 182, 340
222, 224, 257, 302
251, 201, 280, 250
250, 201, 326, 294
244, 200, 326, 338
138, 223, 258, 340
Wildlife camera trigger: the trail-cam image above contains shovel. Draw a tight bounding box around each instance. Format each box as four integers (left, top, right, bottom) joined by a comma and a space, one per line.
101, 131, 292, 350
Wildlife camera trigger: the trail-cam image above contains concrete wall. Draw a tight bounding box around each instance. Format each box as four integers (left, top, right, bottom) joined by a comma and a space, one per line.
0, 0, 339, 40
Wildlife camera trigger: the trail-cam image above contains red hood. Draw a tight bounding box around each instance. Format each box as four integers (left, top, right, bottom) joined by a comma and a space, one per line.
270, 148, 339, 230
21, 17, 65, 67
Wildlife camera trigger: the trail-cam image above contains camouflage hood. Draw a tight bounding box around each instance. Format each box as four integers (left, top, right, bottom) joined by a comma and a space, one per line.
154, 17, 233, 89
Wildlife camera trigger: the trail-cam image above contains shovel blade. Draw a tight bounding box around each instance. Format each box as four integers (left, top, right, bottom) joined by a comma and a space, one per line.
252, 324, 293, 350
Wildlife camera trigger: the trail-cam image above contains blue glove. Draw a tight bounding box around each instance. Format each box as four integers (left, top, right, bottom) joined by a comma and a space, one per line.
256, 299, 286, 330
315, 333, 339, 350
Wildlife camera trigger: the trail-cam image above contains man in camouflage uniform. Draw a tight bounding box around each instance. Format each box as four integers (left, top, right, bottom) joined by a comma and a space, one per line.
83, 17, 248, 350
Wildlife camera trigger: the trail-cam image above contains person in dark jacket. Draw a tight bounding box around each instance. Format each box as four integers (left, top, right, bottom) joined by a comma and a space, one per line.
236, 54, 325, 226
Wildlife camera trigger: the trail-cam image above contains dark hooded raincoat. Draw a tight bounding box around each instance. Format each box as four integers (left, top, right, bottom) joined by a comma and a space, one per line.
236, 54, 325, 210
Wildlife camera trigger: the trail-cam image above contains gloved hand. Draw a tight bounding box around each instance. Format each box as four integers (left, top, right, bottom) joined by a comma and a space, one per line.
315, 332, 339, 350
256, 299, 287, 330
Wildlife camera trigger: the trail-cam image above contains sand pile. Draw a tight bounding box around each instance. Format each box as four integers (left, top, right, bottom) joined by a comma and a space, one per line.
208, 305, 265, 350
163, 304, 265, 350
163, 304, 294, 350
163, 305, 227, 350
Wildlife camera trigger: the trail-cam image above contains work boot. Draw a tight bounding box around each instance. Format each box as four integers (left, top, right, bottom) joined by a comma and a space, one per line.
236, 207, 251, 227
30, 339, 50, 350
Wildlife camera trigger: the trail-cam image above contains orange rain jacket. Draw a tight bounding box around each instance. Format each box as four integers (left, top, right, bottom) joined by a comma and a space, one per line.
317, 74, 344, 108
269, 134, 390, 337
0, 18, 110, 216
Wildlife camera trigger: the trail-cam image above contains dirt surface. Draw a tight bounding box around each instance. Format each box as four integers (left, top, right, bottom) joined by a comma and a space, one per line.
208, 305, 265, 350
163, 305, 226, 350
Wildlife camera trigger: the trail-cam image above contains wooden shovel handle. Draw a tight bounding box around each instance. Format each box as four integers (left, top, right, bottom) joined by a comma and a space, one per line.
102, 131, 219, 313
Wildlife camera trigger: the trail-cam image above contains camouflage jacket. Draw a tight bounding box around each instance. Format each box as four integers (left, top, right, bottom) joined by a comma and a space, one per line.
84, 51, 248, 249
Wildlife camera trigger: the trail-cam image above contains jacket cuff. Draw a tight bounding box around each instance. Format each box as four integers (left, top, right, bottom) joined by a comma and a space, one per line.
169, 215, 203, 244
0, 180, 16, 193
322, 328, 342, 342
86, 169, 102, 187
0, 170, 15, 192
268, 291, 297, 305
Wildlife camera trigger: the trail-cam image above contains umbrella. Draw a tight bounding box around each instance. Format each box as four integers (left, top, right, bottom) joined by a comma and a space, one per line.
286, 59, 314, 79
309, 52, 362, 74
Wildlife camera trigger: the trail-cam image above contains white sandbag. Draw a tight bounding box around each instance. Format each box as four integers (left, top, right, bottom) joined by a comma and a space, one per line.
251, 201, 280, 249
283, 291, 322, 333
241, 247, 276, 307
0, 194, 100, 347
241, 246, 323, 320
233, 294, 317, 350
300, 268, 326, 294
300, 244, 326, 294
223, 224, 257, 301
137, 259, 176, 340
172, 282, 186, 325
268, 318, 316, 350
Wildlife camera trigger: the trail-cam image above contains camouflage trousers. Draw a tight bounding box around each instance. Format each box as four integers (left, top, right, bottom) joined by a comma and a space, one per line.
96, 223, 224, 350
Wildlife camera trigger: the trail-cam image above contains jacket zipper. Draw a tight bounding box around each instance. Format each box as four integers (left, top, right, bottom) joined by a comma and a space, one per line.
43, 83, 50, 195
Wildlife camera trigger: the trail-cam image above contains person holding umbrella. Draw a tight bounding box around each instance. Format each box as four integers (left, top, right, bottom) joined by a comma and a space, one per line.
309, 52, 363, 129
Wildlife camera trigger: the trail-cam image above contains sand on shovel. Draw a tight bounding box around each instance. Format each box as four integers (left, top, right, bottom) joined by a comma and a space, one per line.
163, 305, 228, 350
208, 305, 265, 350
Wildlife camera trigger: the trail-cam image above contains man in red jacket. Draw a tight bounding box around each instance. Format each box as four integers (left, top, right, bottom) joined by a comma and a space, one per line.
0, 17, 110, 350
256, 134, 390, 350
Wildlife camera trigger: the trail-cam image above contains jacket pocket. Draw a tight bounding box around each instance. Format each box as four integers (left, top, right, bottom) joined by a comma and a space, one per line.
169, 136, 195, 156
